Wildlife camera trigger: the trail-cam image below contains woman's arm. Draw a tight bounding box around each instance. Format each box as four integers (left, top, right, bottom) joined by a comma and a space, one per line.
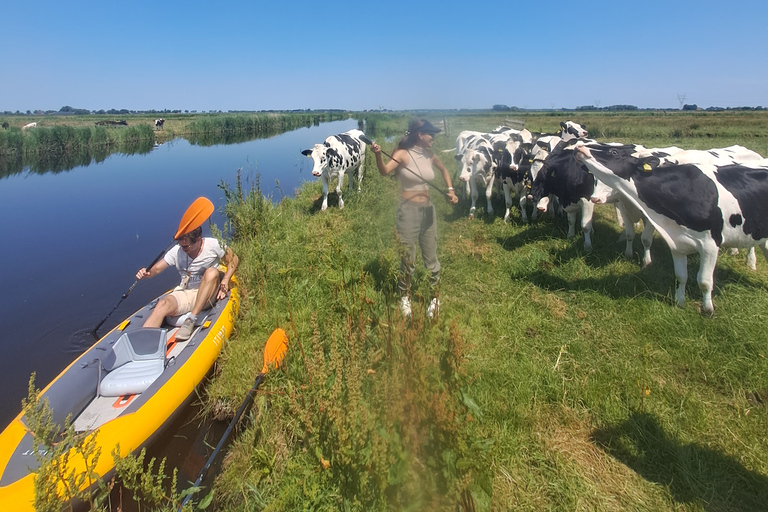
371, 143, 409, 176
432, 154, 459, 204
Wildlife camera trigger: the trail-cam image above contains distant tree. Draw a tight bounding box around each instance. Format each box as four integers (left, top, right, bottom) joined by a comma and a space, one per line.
606, 104, 638, 111
492, 104, 511, 111
682, 104, 698, 111
576, 105, 598, 111
59, 105, 74, 112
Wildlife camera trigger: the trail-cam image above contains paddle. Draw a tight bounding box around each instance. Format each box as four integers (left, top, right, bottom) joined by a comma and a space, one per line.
359, 134, 452, 199
92, 197, 215, 337
180, 328, 289, 510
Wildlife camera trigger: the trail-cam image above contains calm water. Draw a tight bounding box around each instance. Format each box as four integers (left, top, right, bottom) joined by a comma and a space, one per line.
0, 118, 358, 428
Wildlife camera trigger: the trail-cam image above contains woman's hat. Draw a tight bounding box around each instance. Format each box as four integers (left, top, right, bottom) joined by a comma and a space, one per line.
417, 120, 441, 134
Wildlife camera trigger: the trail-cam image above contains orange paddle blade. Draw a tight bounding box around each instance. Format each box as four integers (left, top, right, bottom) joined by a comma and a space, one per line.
262, 328, 288, 374
175, 197, 215, 239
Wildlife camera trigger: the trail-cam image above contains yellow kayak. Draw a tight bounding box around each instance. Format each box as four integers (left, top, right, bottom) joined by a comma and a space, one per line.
0, 276, 239, 510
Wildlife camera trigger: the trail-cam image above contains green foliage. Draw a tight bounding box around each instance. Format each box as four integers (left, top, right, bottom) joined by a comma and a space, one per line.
112, 446, 187, 511
22, 374, 106, 512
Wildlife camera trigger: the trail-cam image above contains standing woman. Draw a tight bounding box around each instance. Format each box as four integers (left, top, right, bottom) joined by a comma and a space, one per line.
371, 119, 459, 318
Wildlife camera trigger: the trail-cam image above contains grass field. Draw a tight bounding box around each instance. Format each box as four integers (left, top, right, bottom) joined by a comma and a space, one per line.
200, 111, 768, 511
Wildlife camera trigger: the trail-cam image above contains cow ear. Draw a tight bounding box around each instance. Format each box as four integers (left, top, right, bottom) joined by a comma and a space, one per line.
301, 149, 312, 157
560, 121, 566, 129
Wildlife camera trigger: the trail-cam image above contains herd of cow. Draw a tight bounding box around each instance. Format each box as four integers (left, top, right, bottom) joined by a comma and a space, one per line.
304, 122, 768, 315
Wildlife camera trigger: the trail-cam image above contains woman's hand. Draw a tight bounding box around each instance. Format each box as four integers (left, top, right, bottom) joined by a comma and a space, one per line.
136, 267, 149, 280
447, 189, 458, 204
370, 142, 381, 155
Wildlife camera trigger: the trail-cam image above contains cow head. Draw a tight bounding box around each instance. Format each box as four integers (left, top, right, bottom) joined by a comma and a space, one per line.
302, 143, 334, 177
459, 148, 492, 183
575, 143, 661, 182
559, 121, 588, 141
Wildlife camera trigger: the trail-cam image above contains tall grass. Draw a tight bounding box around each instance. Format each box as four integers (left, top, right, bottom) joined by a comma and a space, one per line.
207, 112, 768, 511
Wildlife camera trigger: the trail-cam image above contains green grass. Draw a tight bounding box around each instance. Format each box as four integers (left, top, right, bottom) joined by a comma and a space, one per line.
203, 112, 768, 511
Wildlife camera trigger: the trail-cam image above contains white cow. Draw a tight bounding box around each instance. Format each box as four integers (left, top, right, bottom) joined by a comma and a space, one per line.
302, 129, 366, 211
22, 122, 37, 131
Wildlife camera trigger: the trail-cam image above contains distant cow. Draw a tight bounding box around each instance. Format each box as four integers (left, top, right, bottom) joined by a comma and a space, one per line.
154, 119, 165, 130
302, 129, 366, 211
1, 122, 9, 130
22, 122, 37, 131
575, 142, 768, 314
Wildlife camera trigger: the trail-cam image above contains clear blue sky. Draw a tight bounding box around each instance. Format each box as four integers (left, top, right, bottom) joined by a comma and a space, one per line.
3, 0, 766, 112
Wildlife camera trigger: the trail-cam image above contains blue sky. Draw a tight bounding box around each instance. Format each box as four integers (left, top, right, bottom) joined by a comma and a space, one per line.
3, 0, 767, 111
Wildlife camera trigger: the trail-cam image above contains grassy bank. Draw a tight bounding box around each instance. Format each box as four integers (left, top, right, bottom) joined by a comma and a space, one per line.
205, 112, 768, 511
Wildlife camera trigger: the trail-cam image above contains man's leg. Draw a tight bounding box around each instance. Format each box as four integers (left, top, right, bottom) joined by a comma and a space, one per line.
190, 267, 221, 317
143, 295, 180, 328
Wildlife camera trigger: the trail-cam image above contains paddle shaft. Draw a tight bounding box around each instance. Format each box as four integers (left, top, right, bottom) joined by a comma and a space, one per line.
180, 373, 266, 510
359, 134, 451, 199
92, 242, 174, 336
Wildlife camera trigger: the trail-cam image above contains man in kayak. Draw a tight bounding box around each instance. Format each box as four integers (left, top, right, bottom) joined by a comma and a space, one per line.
135, 226, 238, 340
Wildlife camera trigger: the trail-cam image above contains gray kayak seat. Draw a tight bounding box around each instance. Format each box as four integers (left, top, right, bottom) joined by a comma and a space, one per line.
99, 328, 167, 397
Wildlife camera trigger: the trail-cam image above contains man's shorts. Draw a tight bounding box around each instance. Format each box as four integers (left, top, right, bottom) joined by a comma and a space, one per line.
168, 288, 216, 316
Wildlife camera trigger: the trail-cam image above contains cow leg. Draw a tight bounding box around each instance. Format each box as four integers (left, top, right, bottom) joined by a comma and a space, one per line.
697, 245, 719, 315
337, 171, 345, 209
615, 204, 628, 243
760, 241, 768, 264
581, 199, 594, 253
357, 155, 364, 192
320, 174, 330, 211
746, 246, 756, 271
566, 210, 577, 239
640, 218, 654, 267
518, 195, 529, 223
485, 178, 494, 217
502, 181, 512, 223
671, 251, 688, 308
469, 179, 478, 219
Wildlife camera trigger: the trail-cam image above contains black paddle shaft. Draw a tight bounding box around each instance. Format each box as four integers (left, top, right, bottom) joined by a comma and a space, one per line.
359, 134, 451, 199
92, 242, 174, 337
180, 373, 266, 510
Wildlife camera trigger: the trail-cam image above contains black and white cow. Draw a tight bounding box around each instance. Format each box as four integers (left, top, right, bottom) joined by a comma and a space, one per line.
590, 144, 764, 268
458, 138, 497, 218
528, 139, 603, 252
301, 129, 366, 211
1, 122, 9, 130
493, 129, 535, 222
575, 142, 768, 314
154, 118, 165, 130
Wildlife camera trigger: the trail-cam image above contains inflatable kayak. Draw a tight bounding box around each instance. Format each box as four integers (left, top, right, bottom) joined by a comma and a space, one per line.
0, 273, 239, 510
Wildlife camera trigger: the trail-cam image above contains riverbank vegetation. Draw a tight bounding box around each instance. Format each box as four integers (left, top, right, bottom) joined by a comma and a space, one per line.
204, 110, 768, 511
0, 111, 349, 178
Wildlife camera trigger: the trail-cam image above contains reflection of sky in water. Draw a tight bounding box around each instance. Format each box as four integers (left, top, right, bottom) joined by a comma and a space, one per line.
0, 119, 357, 427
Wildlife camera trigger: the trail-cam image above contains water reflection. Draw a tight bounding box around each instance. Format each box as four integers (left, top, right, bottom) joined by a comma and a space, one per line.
0, 139, 156, 178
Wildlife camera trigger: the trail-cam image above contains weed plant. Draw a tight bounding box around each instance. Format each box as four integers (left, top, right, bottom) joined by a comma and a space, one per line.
207, 113, 768, 511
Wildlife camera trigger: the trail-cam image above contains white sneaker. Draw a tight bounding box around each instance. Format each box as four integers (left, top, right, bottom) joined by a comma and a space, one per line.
427, 298, 440, 319
400, 296, 412, 317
